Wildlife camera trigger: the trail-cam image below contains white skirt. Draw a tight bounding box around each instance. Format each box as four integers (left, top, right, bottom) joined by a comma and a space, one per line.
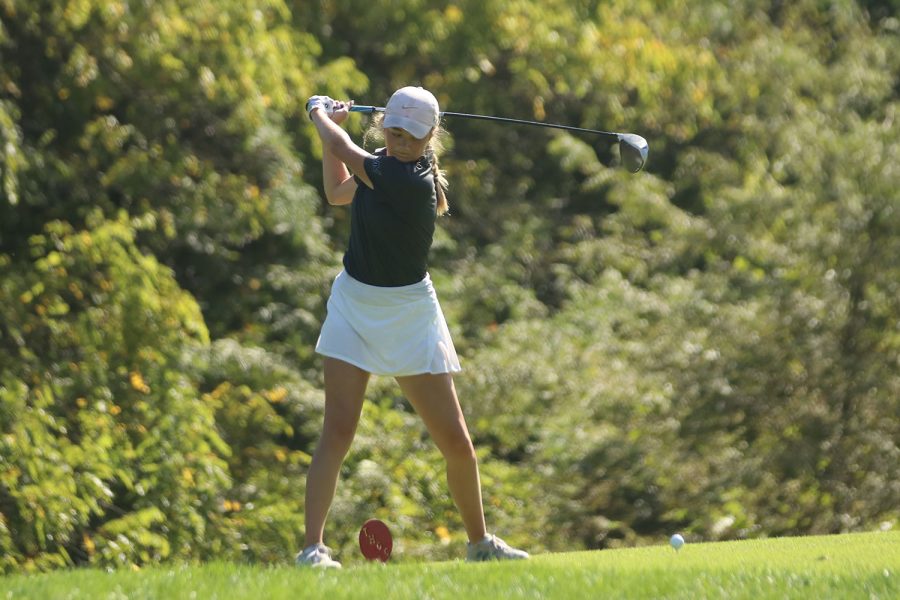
315, 270, 462, 377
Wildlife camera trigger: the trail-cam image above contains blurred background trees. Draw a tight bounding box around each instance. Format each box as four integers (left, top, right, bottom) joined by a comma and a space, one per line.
1, 0, 897, 571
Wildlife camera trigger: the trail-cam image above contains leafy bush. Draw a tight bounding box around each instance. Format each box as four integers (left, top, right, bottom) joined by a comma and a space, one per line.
0, 217, 231, 572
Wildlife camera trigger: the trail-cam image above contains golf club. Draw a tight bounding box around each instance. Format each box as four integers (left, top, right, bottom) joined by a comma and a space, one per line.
349, 104, 649, 173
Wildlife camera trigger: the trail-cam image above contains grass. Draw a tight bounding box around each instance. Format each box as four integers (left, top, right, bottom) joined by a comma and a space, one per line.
1, 531, 898, 599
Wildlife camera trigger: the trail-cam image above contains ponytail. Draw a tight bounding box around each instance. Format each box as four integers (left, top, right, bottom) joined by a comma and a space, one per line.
427, 127, 450, 216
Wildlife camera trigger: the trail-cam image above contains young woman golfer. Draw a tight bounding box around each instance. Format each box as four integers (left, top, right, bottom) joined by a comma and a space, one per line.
296, 86, 529, 568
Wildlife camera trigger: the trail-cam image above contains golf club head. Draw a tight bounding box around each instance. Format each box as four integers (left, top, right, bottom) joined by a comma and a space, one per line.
618, 134, 649, 173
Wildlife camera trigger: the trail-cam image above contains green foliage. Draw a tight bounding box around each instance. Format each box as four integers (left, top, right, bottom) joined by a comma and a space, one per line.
198, 339, 325, 563
0, 216, 230, 572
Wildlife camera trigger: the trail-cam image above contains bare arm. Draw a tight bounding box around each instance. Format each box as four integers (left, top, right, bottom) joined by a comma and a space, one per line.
310, 107, 374, 191
321, 149, 356, 206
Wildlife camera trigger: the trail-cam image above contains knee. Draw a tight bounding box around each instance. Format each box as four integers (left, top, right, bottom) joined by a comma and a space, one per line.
440, 430, 477, 463
321, 419, 358, 454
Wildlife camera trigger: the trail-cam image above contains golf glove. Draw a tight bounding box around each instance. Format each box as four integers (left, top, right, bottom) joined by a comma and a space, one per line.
306, 95, 335, 118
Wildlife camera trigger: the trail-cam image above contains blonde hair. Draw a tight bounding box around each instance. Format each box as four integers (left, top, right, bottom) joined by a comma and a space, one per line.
364, 113, 450, 216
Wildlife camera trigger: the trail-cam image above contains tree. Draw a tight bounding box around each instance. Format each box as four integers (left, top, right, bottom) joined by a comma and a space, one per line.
0, 216, 231, 571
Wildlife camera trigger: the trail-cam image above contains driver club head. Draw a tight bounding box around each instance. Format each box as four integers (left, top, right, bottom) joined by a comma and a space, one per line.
618, 133, 649, 173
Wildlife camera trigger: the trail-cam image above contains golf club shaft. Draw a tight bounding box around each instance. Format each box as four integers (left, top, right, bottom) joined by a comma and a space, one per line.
349, 105, 621, 141
348, 103, 648, 172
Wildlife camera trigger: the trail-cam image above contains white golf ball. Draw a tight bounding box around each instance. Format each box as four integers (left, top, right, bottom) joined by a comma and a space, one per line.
670, 534, 685, 550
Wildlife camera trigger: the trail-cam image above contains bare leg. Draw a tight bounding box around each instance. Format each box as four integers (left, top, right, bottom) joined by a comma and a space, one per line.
395, 372, 487, 543
304, 357, 370, 547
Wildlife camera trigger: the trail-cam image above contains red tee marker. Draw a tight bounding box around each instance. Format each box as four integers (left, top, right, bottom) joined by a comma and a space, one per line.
359, 519, 393, 562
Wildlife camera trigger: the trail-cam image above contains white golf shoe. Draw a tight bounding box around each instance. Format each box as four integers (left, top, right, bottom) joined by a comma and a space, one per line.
466, 534, 530, 562
295, 543, 342, 569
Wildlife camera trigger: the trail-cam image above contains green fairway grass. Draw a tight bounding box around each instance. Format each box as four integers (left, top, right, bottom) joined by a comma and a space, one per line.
2, 531, 897, 599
